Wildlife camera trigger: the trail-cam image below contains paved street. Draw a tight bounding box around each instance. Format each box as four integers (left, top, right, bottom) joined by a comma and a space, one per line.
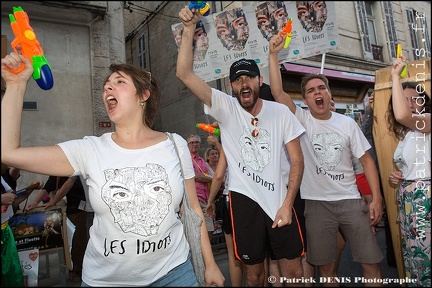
212, 225, 401, 287
37, 225, 400, 287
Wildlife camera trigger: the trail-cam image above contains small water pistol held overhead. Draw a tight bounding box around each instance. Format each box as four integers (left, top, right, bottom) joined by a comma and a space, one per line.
396, 43, 407, 78
8, 6, 54, 90
189, 1, 210, 16
196, 123, 220, 136
278, 17, 293, 49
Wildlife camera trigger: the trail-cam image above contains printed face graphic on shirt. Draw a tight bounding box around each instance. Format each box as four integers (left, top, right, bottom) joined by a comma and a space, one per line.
393, 142, 408, 177
312, 132, 343, 171
240, 127, 271, 171
102, 164, 172, 236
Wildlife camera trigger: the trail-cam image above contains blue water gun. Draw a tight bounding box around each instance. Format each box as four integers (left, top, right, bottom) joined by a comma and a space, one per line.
189, 1, 210, 16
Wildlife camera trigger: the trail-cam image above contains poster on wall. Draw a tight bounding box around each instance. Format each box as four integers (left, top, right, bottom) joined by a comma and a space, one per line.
171, 1, 339, 82
9, 208, 64, 251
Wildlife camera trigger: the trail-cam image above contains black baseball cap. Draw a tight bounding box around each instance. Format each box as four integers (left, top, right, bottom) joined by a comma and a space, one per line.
229, 58, 260, 82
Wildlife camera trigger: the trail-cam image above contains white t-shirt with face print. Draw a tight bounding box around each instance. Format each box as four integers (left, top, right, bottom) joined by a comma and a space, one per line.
205, 88, 305, 220
58, 133, 194, 286
394, 129, 431, 180
295, 108, 371, 201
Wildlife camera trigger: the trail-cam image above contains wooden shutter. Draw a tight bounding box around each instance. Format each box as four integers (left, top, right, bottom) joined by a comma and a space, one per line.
405, 7, 419, 60
381, 2, 397, 58
420, 14, 431, 58
355, 1, 373, 59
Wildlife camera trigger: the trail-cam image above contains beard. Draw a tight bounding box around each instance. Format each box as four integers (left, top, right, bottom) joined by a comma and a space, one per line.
234, 87, 259, 112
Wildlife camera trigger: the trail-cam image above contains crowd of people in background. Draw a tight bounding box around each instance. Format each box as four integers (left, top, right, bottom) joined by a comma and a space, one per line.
1, 4, 430, 287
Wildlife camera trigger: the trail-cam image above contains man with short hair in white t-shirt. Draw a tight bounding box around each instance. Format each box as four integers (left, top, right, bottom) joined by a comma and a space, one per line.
269, 34, 384, 286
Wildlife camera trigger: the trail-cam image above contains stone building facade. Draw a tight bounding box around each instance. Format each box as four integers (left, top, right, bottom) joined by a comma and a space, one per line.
1, 1, 430, 186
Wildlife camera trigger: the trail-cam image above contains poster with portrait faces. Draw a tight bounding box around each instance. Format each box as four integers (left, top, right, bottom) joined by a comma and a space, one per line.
211, 5, 268, 74
171, 1, 339, 82
286, 1, 339, 58
172, 18, 219, 82
254, 1, 292, 62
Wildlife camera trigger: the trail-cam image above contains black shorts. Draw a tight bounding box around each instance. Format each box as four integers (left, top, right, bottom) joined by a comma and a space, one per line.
221, 195, 232, 234
293, 191, 307, 251
230, 191, 304, 265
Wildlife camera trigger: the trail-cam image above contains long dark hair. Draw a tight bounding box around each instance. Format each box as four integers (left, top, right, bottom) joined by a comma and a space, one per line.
386, 82, 430, 140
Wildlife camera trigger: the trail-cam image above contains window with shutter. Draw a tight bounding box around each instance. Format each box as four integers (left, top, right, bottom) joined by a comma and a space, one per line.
138, 34, 146, 69
381, 2, 397, 59
420, 17, 431, 57
355, 1, 373, 59
406, 8, 431, 60
365, 2, 377, 45
406, 8, 419, 59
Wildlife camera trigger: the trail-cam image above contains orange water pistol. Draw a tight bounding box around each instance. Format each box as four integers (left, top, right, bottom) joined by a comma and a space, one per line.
279, 17, 293, 49
196, 123, 220, 136
9, 6, 54, 90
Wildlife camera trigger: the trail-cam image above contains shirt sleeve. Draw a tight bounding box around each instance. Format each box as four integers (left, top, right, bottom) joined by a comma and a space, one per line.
173, 133, 195, 180
1, 177, 12, 192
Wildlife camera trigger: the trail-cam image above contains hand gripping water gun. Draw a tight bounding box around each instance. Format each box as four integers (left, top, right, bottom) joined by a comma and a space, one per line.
196, 123, 220, 136
278, 17, 293, 49
189, 1, 210, 16
8, 6, 54, 90
396, 43, 407, 78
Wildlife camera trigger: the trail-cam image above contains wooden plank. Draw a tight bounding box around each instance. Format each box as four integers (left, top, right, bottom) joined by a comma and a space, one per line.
374, 74, 431, 91
373, 58, 430, 279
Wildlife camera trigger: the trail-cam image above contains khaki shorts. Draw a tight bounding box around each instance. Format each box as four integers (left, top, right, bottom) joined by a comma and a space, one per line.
305, 199, 383, 265
200, 201, 214, 232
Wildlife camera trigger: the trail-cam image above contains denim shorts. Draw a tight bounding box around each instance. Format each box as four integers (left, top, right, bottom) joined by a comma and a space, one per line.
81, 253, 199, 287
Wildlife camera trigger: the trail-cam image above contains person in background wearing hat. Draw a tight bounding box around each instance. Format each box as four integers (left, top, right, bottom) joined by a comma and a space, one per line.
177, 6, 306, 286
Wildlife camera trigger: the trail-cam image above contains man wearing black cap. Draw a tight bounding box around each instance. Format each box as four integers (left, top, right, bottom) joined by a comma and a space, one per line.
177, 6, 306, 286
